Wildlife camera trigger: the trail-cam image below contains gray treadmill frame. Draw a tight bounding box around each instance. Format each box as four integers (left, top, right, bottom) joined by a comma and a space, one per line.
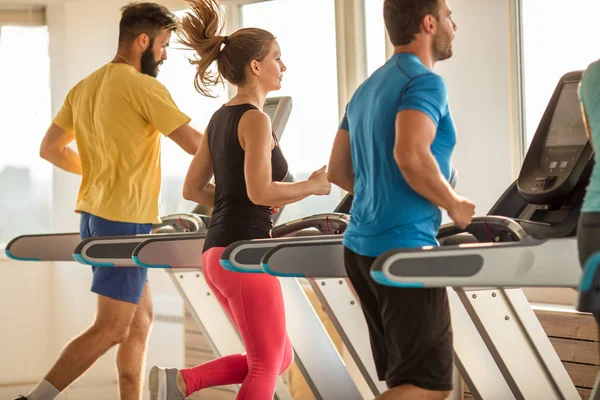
133, 234, 365, 400
261, 239, 525, 400
371, 235, 582, 400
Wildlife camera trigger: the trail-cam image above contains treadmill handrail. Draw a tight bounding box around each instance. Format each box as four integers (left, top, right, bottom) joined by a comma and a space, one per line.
131, 233, 207, 269
74, 232, 204, 267
5, 232, 81, 262
438, 215, 528, 241
74, 232, 198, 256
260, 237, 345, 278
271, 212, 349, 237
222, 235, 343, 273
370, 236, 583, 289
131, 232, 207, 258
220, 213, 349, 273
157, 213, 206, 232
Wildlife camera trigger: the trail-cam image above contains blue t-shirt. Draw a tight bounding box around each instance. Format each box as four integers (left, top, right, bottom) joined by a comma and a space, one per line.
580, 60, 600, 213
340, 53, 456, 257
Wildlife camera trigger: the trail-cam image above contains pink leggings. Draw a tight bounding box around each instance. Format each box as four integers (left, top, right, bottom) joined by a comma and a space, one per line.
181, 247, 294, 399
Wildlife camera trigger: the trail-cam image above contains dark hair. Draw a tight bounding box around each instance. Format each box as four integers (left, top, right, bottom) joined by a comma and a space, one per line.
119, 2, 178, 45
384, 0, 440, 46
178, 0, 276, 97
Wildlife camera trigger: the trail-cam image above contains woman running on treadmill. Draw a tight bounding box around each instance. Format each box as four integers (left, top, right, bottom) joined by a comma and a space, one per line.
578, 59, 600, 326
148, 0, 331, 399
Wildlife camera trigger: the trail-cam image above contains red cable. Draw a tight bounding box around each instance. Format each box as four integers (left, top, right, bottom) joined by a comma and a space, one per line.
483, 221, 494, 242
177, 216, 190, 232
325, 216, 333, 235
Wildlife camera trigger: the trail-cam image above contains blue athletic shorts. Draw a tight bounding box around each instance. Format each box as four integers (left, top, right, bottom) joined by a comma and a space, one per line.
80, 212, 152, 304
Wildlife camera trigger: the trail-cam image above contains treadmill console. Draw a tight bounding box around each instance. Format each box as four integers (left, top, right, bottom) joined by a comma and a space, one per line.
518, 71, 593, 205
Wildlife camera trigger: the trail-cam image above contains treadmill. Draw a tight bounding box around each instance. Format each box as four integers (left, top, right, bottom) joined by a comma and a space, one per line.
256, 71, 590, 400
4, 97, 296, 400
369, 70, 592, 399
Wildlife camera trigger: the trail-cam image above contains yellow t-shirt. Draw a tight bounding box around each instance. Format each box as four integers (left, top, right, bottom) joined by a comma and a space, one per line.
53, 63, 190, 224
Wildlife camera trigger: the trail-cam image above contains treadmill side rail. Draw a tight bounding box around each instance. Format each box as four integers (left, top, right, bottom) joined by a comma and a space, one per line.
223, 235, 343, 274
6, 233, 81, 262
372, 238, 580, 289
133, 235, 207, 269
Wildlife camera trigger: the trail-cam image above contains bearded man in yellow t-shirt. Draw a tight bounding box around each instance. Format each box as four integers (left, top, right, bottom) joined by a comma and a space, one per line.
17, 4, 203, 400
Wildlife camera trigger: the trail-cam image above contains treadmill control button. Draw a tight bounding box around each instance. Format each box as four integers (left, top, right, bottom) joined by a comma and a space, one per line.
543, 176, 558, 190
532, 176, 557, 191
559, 161, 568, 168
549, 161, 558, 168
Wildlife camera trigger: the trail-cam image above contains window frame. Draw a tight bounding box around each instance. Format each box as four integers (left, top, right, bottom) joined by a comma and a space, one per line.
512, 0, 527, 173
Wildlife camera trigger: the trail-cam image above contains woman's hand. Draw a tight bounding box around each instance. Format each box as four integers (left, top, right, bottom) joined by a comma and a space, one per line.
308, 166, 332, 196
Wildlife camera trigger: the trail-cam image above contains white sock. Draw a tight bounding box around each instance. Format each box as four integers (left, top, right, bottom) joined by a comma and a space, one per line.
26, 379, 60, 400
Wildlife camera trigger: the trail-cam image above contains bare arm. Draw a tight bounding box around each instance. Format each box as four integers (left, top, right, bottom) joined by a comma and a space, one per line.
327, 128, 354, 194
182, 132, 215, 207
169, 123, 203, 155
394, 110, 459, 210
39, 123, 82, 175
241, 111, 329, 208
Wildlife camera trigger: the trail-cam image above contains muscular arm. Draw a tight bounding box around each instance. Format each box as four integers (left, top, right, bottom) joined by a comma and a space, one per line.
327, 128, 354, 194
182, 132, 215, 207
39, 123, 82, 175
394, 110, 458, 211
241, 110, 318, 208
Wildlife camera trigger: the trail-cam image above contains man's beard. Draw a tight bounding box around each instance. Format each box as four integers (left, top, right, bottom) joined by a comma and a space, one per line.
141, 43, 161, 77
432, 33, 453, 62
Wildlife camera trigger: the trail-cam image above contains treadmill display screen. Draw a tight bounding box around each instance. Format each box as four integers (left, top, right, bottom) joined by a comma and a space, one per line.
544, 82, 587, 148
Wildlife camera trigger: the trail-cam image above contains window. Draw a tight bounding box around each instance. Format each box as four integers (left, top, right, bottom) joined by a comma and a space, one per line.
157, 9, 228, 216
0, 26, 52, 243
364, 0, 387, 76
521, 0, 600, 148
241, 0, 342, 222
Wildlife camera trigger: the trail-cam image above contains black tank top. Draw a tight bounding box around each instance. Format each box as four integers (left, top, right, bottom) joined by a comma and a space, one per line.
203, 104, 289, 252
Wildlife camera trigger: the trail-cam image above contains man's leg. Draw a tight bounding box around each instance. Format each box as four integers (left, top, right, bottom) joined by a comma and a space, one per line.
42, 294, 138, 393
343, 247, 389, 383
116, 283, 154, 400
376, 286, 454, 400
347, 248, 454, 400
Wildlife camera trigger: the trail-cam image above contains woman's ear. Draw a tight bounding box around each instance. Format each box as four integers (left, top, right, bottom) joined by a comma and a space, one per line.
250, 59, 261, 76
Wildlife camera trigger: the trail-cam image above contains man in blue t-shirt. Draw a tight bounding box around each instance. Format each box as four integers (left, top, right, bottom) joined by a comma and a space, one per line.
328, 0, 475, 398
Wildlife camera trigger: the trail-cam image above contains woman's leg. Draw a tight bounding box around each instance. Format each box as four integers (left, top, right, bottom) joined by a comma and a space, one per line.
180, 247, 292, 399
180, 248, 249, 395
229, 273, 291, 399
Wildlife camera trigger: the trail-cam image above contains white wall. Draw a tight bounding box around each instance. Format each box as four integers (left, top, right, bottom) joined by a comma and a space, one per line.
435, 0, 516, 219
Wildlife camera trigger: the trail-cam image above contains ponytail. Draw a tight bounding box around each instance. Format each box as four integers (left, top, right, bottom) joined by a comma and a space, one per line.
180, 0, 277, 97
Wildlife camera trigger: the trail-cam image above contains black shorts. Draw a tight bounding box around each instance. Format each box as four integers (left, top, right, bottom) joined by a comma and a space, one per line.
344, 246, 454, 391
